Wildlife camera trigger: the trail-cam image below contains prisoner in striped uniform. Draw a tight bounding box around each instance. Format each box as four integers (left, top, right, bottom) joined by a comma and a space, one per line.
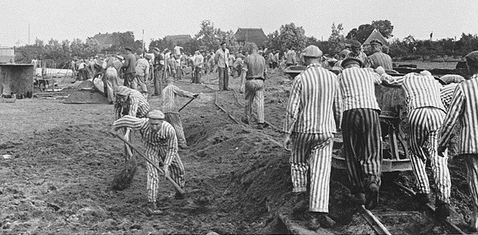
162, 78, 199, 149
112, 110, 185, 214
283, 45, 341, 230
338, 57, 383, 210
114, 86, 151, 120
439, 51, 478, 231
396, 72, 451, 218
241, 43, 268, 129
367, 39, 393, 70
440, 83, 459, 110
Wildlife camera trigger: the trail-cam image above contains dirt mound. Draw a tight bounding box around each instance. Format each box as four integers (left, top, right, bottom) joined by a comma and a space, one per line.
64, 90, 109, 104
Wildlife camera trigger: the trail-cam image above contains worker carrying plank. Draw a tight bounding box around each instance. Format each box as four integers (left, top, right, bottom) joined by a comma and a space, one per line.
112, 110, 186, 215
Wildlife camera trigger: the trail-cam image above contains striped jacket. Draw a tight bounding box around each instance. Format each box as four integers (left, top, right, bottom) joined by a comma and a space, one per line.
439, 75, 478, 154
368, 52, 393, 70
401, 73, 445, 113
338, 67, 381, 112
162, 84, 195, 113
440, 83, 459, 110
113, 115, 179, 165
114, 89, 151, 119
283, 63, 342, 134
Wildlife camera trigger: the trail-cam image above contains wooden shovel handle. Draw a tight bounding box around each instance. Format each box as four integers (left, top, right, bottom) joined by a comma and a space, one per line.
113, 132, 185, 194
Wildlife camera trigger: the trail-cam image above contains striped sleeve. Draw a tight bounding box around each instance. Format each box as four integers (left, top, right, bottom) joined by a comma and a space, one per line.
439, 85, 464, 147
440, 84, 458, 110
173, 85, 194, 98
163, 123, 179, 166
128, 96, 140, 117
113, 115, 147, 131
283, 77, 302, 133
382, 74, 404, 85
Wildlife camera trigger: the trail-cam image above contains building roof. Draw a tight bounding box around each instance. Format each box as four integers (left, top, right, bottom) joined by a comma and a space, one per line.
164, 35, 193, 45
92, 33, 114, 49
234, 28, 268, 47
363, 29, 388, 46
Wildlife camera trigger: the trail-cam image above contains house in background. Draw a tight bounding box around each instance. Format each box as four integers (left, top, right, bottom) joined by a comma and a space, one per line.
0, 47, 15, 63
164, 35, 193, 46
363, 29, 388, 52
234, 28, 267, 48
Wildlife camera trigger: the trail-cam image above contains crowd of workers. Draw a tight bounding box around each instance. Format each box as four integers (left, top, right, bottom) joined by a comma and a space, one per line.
282, 41, 478, 231
63, 38, 478, 231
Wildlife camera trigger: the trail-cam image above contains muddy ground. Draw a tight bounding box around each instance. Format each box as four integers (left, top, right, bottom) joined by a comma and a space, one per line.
0, 68, 474, 234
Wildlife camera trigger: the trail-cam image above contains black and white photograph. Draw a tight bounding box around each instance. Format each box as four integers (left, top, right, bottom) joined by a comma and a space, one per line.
1, 0, 478, 234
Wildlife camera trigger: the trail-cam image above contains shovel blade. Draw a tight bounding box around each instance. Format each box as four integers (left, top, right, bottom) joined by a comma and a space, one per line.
112, 159, 137, 191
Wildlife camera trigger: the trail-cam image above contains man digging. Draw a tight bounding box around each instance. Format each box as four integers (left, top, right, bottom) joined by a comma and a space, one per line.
112, 110, 186, 215
114, 86, 151, 120
162, 77, 199, 149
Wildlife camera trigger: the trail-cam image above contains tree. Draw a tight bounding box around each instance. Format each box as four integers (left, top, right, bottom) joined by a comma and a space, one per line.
371, 20, 393, 38
346, 24, 373, 43
264, 23, 307, 52
346, 20, 394, 43
195, 20, 220, 52
148, 38, 166, 52
328, 23, 345, 55
110, 31, 137, 52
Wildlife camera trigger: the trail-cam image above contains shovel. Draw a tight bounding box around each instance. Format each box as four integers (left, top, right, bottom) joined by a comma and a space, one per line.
112, 131, 186, 194
112, 129, 138, 190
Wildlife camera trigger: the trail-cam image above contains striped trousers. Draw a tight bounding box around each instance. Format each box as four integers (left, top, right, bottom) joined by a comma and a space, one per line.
463, 155, 478, 208
342, 108, 382, 193
165, 113, 187, 146
408, 107, 451, 202
244, 79, 265, 123
145, 145, 185, 203
290, 132, 334, 213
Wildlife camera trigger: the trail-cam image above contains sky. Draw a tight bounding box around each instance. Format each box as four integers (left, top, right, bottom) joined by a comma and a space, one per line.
1, 0, 477, 47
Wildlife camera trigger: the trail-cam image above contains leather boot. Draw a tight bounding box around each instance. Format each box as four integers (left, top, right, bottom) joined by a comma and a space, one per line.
307, 212, 336, 230
351, 192, 366, 205
365, 182, 379, 210
292, 192, 308, 214
435, 199, 450, 218
415, 193, 430, 204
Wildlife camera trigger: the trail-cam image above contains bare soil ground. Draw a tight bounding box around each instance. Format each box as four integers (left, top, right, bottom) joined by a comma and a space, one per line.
0, 68, 473, 234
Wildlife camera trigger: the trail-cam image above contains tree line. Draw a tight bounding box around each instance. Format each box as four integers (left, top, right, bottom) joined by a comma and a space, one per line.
13, 19, 478, 68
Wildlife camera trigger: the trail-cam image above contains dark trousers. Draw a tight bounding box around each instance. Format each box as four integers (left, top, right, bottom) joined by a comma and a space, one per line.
218, 67, 229, 90
342, 108, 382, 193
153, 67, 163, 96
193, 66, 202, 84
123, 73, 135, 88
